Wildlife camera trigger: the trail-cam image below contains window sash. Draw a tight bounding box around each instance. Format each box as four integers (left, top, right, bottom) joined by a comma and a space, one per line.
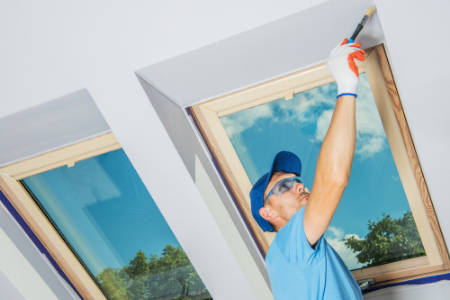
0, 132, 121, 300
190, 44, 449, 284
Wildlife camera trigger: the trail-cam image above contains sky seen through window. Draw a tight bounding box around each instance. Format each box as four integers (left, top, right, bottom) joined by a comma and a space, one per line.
220, 74, 424, 270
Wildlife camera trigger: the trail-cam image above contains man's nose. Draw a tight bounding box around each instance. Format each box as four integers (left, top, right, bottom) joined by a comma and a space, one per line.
293, 182, 304, 194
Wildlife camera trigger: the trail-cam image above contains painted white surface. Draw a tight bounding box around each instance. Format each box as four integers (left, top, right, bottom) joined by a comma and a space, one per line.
138, 75, 273, 297
137, 0, 383, 107
0, 202, 79, 300
0, 89, 110, 167
375, 0, 450, 247
0, 0, 328, 119
0, 227, 55, 300
40, 255, 82, 300
87, 69, 260, 300
0, 269, 26, 300
194, 156, 273, 300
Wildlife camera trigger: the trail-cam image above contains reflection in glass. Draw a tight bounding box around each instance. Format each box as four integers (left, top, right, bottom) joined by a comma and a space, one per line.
220, 74, 425, 270
22, 149, 212, 300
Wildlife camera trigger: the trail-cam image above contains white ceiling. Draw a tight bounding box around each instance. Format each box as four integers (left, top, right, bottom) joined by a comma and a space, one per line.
0, 0, 328, 118
0, 89, 110, 166
137, 0, 382, 107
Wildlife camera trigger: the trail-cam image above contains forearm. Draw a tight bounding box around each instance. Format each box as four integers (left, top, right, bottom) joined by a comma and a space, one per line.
316, 95, 356, 184
304, 95, 356, 244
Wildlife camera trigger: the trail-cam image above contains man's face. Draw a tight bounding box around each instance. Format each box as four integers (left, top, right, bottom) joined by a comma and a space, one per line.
263, 172, 310, 222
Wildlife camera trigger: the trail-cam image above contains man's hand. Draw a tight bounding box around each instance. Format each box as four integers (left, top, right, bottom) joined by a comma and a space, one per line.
326, 39, 365, 98
303, 39, 362, 246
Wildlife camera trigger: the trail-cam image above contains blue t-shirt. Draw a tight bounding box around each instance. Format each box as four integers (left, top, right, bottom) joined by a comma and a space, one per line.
266, 206, 363, 300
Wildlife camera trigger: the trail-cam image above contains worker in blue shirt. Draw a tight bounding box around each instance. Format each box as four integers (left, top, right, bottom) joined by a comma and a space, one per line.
250, 39, 366, 300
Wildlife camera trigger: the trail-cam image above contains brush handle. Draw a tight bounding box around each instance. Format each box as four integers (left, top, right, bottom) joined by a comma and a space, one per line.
347, 13, 371, 44
349, 24, 364, 43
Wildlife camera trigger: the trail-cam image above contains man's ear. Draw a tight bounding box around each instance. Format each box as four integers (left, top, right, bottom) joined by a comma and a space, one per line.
259, 206, 278, 222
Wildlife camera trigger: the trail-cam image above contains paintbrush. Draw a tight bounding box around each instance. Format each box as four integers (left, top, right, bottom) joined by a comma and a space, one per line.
348, 7, 377, 43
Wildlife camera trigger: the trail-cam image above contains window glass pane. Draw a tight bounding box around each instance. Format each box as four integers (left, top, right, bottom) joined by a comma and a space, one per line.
22, 149, 212, 300
220, 73, 425, 270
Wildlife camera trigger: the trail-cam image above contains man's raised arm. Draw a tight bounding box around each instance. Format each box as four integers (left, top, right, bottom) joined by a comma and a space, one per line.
303, 39, 365, 245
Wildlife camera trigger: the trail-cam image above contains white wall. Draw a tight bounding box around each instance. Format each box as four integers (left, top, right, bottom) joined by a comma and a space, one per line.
137, 76, 273, 299
0, 201, 80, 299
375, 0, 450, 248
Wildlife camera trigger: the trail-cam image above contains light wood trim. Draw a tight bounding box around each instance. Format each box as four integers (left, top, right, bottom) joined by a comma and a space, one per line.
352, 256, 428, 280
0, 175, 106, 300
374, 44, 450, 269
369, 262, 444, 284
190, 106, 273, 253
376, 268, 450, 286
0, 132, 121, 180
202, 51, 371, 118
212, 64, 334, 117
364, 50, 442, 266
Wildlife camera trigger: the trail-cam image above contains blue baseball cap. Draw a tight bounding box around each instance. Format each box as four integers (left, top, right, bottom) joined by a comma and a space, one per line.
250, 151, 302, 232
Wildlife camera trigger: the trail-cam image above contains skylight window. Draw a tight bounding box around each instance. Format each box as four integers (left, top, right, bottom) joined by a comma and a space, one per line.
0, 134, 212, 300
190, 45, 449, 284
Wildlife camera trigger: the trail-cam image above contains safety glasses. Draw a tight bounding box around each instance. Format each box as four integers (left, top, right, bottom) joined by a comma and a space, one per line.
263, 176, 303, 203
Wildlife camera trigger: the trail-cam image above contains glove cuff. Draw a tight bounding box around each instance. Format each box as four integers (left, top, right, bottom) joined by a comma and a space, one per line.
337, 80, 358, 98
337, 93, 357, 99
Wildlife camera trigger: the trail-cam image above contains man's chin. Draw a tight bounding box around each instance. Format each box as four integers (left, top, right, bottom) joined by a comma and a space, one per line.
298, 196, 309, 207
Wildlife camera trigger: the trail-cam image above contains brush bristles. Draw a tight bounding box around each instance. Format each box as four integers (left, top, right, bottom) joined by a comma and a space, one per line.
365, 7, 376, 17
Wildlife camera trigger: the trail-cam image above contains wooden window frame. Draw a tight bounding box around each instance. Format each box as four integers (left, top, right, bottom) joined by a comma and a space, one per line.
0, 132, 122, 300
190, 44, 450, 284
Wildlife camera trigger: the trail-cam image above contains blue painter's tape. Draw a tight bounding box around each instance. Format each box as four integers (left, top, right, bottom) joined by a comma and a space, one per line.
363, 272, 450, 295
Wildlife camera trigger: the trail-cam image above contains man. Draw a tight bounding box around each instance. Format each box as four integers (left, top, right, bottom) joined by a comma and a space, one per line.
250, 39, 366, 299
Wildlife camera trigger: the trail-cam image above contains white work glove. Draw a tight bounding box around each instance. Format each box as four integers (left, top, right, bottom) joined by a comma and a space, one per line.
326, 39, 365, 98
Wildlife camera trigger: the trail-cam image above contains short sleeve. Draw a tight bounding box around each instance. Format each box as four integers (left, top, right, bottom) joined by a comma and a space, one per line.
275, 206, 325, 267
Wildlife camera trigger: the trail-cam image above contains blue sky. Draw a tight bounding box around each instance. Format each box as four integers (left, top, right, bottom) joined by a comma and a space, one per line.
23, 149, 181, 275
220, 74, 419, 270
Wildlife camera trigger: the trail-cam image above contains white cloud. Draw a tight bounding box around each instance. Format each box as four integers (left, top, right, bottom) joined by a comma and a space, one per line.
221, 104, 273, 139
356, 136, 385, 157
325, 226, 367, 270
315, 109, 333, 142
354, 75, 386, 157
287, 75, 387, 158
220, 105, 274, 155
278, 84, 336, 124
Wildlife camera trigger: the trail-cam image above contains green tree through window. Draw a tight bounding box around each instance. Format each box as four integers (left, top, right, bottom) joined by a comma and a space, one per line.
343, 211, 426, 267
96, 245, 212, 300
